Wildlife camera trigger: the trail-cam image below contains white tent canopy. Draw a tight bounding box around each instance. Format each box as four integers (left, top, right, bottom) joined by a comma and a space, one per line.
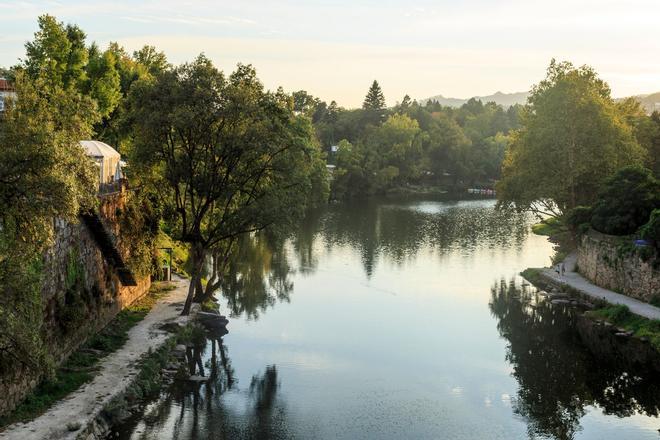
79, 140, 123, 186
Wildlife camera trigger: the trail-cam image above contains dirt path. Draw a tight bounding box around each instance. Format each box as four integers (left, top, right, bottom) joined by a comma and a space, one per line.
0, 275, 191, 440
542, 253, 660, 321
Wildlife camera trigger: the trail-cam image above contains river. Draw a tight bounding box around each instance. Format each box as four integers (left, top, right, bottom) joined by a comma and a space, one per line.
115, 197, 660, 440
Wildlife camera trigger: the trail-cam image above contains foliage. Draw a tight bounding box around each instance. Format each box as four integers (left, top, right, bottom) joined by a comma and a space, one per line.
587, 305, 660, 351
118, 191, 160, 277
0, 69, 97, 373
520, 268, 542, 285
127, 56, 328, 312
566, 206, 593, 232
362, 80, 386, 125
531, 217, 564, 236
22, 15, 121, 123
497, 60, 644, 217
316, 84, 518, 199
363, 80, 386, 111
590, 166, 660, 235
0, 282, 172, 427
639, 209, 660, 248
155, 231, 190, 277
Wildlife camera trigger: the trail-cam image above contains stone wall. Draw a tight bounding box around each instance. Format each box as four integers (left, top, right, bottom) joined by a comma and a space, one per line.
577, 230, 660, 302
0, 189, 151, 417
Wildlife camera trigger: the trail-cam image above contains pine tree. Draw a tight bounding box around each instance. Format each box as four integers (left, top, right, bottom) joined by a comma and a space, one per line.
400, 94, 411, 110
363, 80, 385, 111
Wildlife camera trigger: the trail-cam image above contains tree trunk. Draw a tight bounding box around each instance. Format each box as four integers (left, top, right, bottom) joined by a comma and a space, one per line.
181, 242, 205, 316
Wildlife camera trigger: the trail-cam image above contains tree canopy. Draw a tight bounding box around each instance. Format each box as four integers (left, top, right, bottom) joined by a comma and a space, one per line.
497, 60, 644, 217
127, 56, 328, 314
590, 166, 660, 235
363, 80, 386, 111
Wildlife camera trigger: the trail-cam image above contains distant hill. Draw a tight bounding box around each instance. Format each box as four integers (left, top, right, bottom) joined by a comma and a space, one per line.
422, 91, 529, 108
618, 92, 660, 114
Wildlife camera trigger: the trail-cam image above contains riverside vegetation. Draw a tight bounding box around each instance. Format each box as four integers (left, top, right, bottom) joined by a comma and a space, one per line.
0, 12, 659, 437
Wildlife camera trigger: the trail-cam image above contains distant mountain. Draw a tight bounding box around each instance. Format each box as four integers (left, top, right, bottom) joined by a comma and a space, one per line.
617, 92, 660, 114
422, 91, 530, 108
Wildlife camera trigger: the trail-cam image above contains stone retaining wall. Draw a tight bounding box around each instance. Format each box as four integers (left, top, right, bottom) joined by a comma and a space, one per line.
0, 191, 151, 417
576, 230, 659, 303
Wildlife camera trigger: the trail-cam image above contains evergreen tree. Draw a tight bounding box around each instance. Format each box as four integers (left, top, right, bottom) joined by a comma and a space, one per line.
400, 94, 411, 110
363, 80, 385, 111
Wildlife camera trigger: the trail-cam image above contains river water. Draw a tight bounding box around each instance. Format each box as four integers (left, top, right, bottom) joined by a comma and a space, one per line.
115, 198, 660, 440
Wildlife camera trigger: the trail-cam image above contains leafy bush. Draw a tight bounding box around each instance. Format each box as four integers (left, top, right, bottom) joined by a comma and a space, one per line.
640, 208, 660, 248
591, 166, 660, 235
566, 206, 593, 231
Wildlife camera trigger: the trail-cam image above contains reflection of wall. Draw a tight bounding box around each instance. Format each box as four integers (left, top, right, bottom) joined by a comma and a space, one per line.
0, 191, 151, 417
577, 230, 659, 302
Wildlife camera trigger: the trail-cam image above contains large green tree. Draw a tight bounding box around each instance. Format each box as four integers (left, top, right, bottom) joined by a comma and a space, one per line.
128, 56, 327, 314
22, 15, 122, 125
497, 60, 644, 217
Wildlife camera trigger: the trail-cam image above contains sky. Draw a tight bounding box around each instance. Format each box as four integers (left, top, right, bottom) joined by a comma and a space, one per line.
0, 0, 659, 108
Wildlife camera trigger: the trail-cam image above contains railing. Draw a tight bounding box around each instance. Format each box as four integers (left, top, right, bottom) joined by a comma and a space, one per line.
98, 178, 128, 196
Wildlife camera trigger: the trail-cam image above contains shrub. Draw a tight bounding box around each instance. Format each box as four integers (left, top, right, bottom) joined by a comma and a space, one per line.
640, 209, 660, 248
591, 166, 660, 235
566, 206, 593, 231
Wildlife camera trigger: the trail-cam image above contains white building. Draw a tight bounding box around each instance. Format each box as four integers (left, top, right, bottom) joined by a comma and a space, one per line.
79, 140, 124, 188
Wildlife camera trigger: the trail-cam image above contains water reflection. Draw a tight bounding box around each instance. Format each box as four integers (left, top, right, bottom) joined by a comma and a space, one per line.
489, 280, 660, 440
115, 198, 660, 440
317, 198, 530, 277
219, 234, 293, 320
217, 198, 531, 319
115, 336, 291, 440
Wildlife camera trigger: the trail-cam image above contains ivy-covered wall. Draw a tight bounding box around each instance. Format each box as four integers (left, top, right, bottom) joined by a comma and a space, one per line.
577, 229, 660, 303
0, 189, 153, 417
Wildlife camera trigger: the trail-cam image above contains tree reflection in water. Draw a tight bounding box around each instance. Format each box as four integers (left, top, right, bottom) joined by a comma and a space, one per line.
214, 198, 530, 320
116, 337, 290, 440
317, 197, 530, 278
218, 233, 294, 320
489, 280, 660, 440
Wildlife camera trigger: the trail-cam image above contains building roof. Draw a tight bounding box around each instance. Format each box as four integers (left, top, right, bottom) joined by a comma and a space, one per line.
0, 78, 13, 92
79, 140, 120, 159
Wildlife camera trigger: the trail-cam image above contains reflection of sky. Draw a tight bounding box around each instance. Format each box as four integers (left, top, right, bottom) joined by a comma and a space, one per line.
124, 199, 660, 439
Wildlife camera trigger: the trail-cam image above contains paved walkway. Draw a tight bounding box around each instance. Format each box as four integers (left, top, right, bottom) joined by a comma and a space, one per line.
0, 276, 192, 440
542, 254, 660, 321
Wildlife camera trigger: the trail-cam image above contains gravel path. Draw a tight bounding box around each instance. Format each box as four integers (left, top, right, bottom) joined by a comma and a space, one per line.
542, 253, 660, 321
0, 275, 191, 440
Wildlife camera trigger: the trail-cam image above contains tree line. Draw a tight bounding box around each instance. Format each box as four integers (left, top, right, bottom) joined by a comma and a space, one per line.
292, 80, 522, 198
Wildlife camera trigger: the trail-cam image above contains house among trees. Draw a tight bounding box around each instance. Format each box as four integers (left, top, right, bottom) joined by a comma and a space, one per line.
0, 78, 16, 112
79, 140, 125, 193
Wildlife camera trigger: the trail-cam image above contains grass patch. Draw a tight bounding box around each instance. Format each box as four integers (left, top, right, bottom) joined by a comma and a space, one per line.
586, 305, 660, 351
0, 281, 176, 427
155, 231, 190, 277
531, 217, 564, 236
520, 268, 543, 285
201, 298, 220, 313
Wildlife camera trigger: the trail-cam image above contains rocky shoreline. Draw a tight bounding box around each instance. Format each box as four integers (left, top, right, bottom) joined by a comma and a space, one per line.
524, 271, 660, 373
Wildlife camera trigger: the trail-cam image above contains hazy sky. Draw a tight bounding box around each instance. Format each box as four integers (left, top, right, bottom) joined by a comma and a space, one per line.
1, 0, 659, 108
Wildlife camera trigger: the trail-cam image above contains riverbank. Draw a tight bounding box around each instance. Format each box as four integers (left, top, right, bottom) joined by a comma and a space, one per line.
0, 275, 193, 440
522, 254, 660, 370
538, 253, 660, 321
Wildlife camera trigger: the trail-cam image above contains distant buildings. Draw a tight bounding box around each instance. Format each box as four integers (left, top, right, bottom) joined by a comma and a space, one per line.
0, 78, 16, 112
